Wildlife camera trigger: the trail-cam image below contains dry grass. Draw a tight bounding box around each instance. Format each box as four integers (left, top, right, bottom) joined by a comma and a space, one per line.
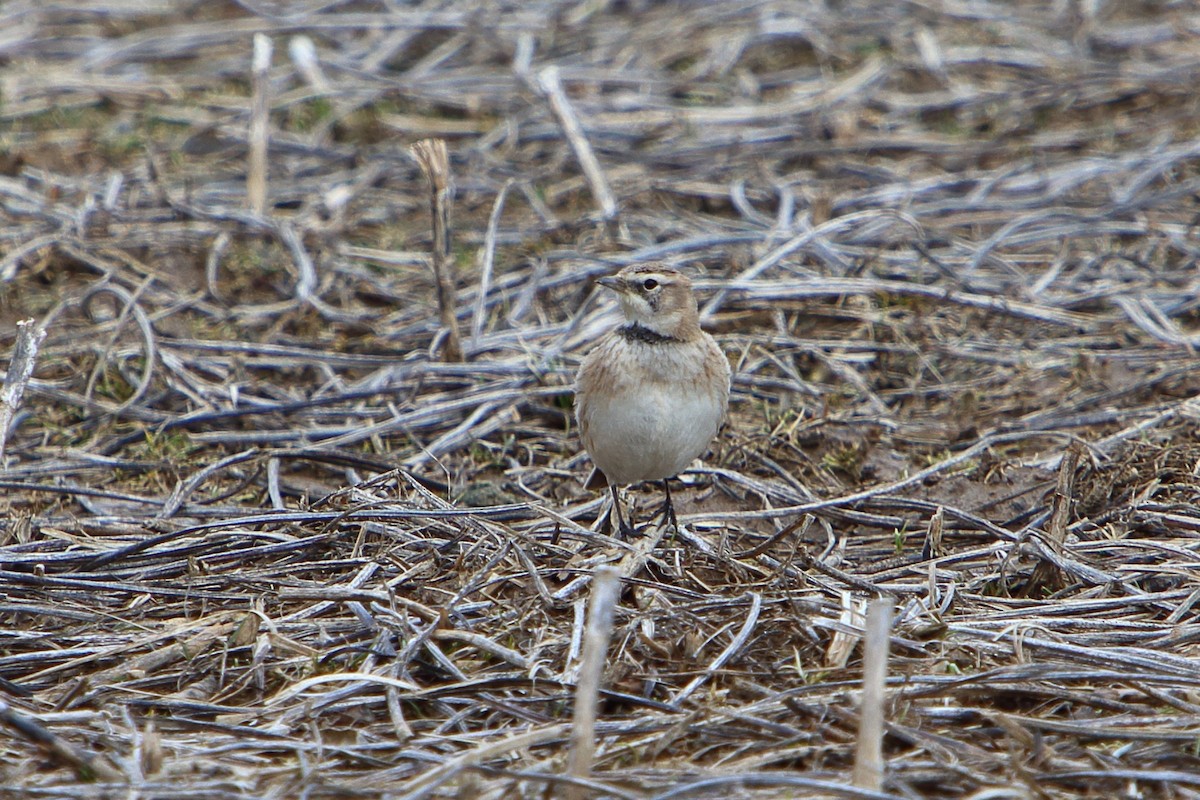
3, 1, 1200, 797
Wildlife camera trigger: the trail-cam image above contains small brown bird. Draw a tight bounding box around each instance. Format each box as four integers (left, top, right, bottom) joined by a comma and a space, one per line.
574, 264, 731, 536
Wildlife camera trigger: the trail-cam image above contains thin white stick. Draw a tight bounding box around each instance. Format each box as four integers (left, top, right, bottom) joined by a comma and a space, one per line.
288, 35, 328, 91
852, 597, 894, 791
276, 219, 317, 303
670, 592, 761, 708
566, 566, 621, 800
0, 319, 45, 466
536, 66, 618, 220
403, 723, 569, 800
472, 179, 513, 346
248, 33, 272, 216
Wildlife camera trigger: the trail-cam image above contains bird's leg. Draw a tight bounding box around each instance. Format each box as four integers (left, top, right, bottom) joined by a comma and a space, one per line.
659, 478, 679, 531
610, 483, 637, 539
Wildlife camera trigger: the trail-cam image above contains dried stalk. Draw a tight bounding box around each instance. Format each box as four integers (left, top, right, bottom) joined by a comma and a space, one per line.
287, 35, 327, 91
1026, 441, 1084, 592
536, 66, 618, 220
670, 592, 762, 708
411, 138, 464, 362
0, 319, 45, 465
0, 697, 121, 781
852, 597, 893, 792
247, 33, 272, 216
566, 565, 621, 800
403, 723, 570, 800
472, 178, 512, 347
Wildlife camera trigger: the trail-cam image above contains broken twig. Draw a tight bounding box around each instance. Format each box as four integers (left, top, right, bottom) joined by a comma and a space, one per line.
0, 319, 45, 465
411, 138, 464, 362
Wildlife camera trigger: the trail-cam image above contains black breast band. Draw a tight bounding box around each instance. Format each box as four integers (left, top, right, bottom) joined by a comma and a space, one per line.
619, 323, 679, 345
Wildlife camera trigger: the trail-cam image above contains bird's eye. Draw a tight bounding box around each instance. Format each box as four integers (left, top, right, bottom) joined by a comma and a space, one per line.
642, 278, 658, 291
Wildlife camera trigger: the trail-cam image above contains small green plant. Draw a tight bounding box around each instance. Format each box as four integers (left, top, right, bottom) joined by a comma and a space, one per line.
821, 444, 864, 480
93, 363, 137, 404
285, 97, 334, 133
918, 449, 968, 470
136, 429, 195, 462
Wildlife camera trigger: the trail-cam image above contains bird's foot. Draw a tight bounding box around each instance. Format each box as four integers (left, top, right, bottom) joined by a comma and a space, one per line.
661, 503, 679, 531
617, 520, 640, 540
652, 505, 678, 533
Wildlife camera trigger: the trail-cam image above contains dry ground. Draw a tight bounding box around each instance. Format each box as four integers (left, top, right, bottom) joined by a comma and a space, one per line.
3, 1, 1200, 798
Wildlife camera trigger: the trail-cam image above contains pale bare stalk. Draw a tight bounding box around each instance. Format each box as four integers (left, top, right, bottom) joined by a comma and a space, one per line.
0, 319, 45, 465
536, 66, 618, 220
566, 565, 621, 800
276, 219, 316, 302
852, 597, 894, 792
472, 179, 513, 346
139, 719, 162, 777
288, 35, 328, 91
248, 33, 272, 216
411, 138, 464, 362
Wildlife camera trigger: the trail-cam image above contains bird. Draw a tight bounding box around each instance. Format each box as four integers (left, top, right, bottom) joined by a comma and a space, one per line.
574, 264, 731, 537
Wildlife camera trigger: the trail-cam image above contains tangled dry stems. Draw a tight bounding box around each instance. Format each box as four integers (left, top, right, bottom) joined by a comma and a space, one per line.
2, 1, 1200, 797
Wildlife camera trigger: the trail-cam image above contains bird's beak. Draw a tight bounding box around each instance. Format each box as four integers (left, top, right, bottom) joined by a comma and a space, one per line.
597, 275, 623, 292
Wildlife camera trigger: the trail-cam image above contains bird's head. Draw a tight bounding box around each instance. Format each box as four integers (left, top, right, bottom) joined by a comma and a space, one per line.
597, 264, 700, 340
